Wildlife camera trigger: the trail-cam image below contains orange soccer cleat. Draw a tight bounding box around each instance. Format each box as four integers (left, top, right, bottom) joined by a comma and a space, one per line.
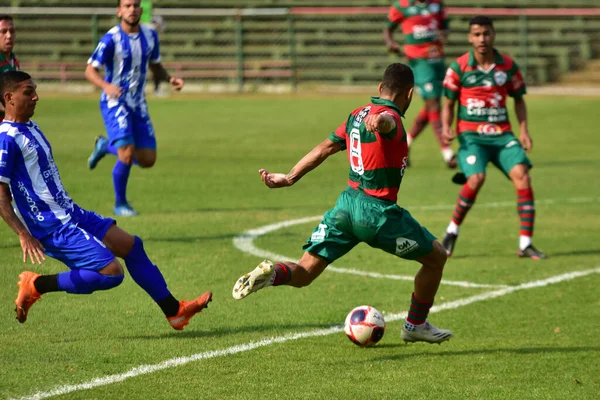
167, 291, 213, 331
15, 271, 42, 323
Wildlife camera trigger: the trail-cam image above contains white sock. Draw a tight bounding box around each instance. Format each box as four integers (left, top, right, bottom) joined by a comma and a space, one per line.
520, 235, 532, 250
446, 221, 460, 235
404, 320, 417, 332
441, 147, 455, 163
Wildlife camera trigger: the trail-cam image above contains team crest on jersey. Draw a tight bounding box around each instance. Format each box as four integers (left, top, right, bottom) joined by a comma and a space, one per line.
429, 3, 440, 13
494, 71, 507, 86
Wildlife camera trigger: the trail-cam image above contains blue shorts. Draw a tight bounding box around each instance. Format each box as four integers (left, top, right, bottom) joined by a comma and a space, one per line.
41, 207, 116, 271
100, 102, 157, 150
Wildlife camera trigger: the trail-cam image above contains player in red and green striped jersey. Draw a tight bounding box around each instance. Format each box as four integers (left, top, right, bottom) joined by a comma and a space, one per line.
232, 63, 452, 344
0, 15, 19, 122
440, 16, 545, 260
384, 0, 456, 168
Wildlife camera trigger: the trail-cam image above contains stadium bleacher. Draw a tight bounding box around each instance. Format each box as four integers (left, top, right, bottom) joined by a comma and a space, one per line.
6, 1, 600, 87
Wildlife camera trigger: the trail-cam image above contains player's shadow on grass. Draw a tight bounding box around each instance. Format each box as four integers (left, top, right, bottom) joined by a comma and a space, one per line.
120, 323, 341, 340
370, 346, 600, 361
546, 248, 600, 257
145, 234, 238, 243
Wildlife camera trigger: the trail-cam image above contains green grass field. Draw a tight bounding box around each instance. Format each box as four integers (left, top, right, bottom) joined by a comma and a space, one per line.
1, 92, 599, 400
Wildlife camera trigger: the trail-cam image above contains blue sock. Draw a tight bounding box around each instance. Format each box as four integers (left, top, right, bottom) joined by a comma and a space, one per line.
113, 160, 131, 206
124, 236, 172, 303
57, 270, 123, 294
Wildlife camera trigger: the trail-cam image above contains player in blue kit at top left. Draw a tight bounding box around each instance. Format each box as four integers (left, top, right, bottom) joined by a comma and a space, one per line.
85, 0, 184, 216
0, 71, 210, 330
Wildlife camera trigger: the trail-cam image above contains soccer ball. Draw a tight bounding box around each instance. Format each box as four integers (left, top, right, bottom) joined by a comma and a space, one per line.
344, 305, 386, 346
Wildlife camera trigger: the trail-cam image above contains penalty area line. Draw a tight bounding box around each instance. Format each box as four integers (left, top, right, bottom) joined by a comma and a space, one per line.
14, 267, 600, 400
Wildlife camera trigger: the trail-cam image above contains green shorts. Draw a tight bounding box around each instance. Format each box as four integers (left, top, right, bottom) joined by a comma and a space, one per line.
408, 58, 446, 100
302, 187, 436, 263
457, 133, 532, 178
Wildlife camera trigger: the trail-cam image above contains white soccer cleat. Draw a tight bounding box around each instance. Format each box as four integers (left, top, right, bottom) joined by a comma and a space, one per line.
401, 321, 453, 344
232, 260, 275, 300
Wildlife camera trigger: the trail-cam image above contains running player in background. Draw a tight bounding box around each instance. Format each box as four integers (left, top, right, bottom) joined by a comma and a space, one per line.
232, 63, 452, 344
85, 0, 184, 216
0, 15, 19, 122
440, 16, 545, 260
384, 0, 456, 168
0, 71, 211, 329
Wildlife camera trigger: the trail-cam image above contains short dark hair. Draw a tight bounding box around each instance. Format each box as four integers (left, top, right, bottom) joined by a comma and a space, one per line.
469, 15, 494, 30
381, 63, 414, 94
0, 70, 32, 106
0, 14, 14, 22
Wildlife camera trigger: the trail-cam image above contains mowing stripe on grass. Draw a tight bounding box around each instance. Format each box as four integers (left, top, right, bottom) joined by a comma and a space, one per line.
233, 196, 600, 289
15, 267, 600, 400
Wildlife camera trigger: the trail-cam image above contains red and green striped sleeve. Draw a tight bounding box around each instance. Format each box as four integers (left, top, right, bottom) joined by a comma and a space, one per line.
508, 61, 526, 99
328, 120, 348, 150
443, 61, 462, 100
386, 3, 404, 30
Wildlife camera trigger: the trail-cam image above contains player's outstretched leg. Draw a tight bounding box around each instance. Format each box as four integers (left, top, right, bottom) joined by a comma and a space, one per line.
401, 241, 453, 344
117, 234, 211, 330
88, 135, 109, 170
15, 264, 125, 323
232, 253, 328, 300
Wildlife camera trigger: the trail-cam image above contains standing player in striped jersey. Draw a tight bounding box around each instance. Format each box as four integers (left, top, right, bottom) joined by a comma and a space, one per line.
85, 0, 184, 216
0, 71, 211, 329
0, 15, 19, 122
384, 0, 456, 168
440, 16, 545, 260
232, 64, 452, 344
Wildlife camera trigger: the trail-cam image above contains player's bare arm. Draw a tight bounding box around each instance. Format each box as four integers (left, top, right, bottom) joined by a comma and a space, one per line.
84, 64, 122, 99
0, 182, 45, 264
149, 63, 184, 91
383, 27, 401, 54
260, 138, 343, 189
441, 97, 456, 144
364, 112, 397, 134
514, 97, 532, 152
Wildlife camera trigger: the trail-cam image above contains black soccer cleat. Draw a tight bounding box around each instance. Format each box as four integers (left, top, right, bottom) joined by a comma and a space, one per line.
441, 232, 458, 257
518, 245, 547, 260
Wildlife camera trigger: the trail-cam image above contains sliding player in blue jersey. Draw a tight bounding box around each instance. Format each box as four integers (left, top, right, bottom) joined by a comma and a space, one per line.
85, 0, 184, 216
0, 71, 210, 329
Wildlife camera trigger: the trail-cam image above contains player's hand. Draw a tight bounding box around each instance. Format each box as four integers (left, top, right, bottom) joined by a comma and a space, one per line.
520, 132, 533, 152
169, 77, 184, 91
364, 113, 391, 133
442, 127, 455, 146
104, 84, 122, 99
386, 41, 401, 54
19, 232, 46, 264
259, 169, 291, 189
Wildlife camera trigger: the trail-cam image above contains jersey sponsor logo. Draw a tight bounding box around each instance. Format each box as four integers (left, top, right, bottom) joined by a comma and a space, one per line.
482, 78, 494, 87
395, 237, 419, 256
466, 97, 508, 122
494, 71, 507, 86
477, 123, 503, 136
505, 140, 519, 148
443, 69, 459, 90
412, 21, 439, 40
466, 75, 477, 85
311, 224, 327, 243
17, 181, 44, 222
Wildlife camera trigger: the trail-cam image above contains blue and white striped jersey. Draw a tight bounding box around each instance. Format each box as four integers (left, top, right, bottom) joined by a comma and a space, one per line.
0, 120, 75, 238
88, 24, 161, 111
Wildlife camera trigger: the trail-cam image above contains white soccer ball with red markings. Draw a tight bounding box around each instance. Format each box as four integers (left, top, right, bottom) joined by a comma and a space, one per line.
344, 305, 386, 346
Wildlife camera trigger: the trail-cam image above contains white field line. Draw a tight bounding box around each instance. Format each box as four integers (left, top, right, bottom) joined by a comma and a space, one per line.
15, 267, 600, 400
233, 196, 600, 289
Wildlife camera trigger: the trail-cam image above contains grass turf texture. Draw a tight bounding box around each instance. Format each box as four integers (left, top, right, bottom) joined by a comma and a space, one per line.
1, 93, 599, 399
